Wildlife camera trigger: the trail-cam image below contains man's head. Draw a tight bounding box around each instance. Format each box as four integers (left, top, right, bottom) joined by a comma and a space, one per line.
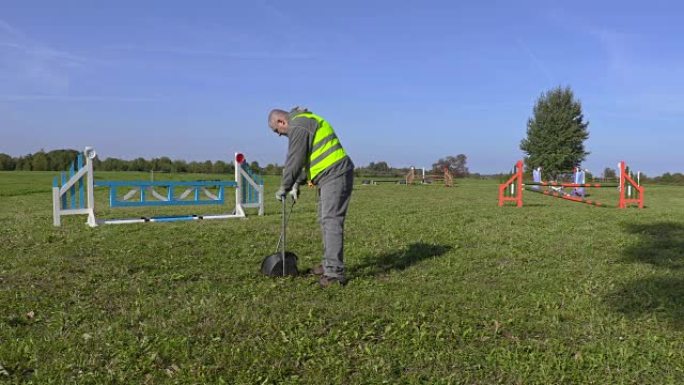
268, 109, 289, 136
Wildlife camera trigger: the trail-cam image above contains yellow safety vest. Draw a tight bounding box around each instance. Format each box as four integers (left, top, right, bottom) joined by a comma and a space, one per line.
293, 112, 348, 181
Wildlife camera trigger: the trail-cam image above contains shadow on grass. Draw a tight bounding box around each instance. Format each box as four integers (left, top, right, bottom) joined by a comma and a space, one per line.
606, 277, 684, 328
348, 242, 451, 278
621, 222, 684, 269
606, 222, 684, 327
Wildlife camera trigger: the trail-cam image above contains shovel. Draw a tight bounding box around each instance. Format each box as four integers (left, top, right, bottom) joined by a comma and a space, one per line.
260, 197, 299, 276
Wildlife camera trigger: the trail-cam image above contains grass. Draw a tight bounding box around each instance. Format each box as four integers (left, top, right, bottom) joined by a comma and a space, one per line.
1, 170, 684, 384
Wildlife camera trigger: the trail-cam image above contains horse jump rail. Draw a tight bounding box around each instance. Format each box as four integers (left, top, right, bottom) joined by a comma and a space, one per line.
524, 182, 618, 188
95, 180, 238, 208
499, 160, 643, 208
52, 148, 264, 226
524, 187, 605, 207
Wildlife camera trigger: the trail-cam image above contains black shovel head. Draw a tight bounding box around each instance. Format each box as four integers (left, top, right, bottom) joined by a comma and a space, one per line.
260, 252, 299, 276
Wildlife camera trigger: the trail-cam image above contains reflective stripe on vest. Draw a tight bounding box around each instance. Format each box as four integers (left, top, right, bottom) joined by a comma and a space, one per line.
293, 112, 348, 181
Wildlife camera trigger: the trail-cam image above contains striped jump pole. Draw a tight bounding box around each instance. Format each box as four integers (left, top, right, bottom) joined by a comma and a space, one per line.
524, 182, 618, 188
524, 186, 604, 207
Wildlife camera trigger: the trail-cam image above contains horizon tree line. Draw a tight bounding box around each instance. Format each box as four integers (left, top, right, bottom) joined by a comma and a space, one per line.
1, 149, 680, 183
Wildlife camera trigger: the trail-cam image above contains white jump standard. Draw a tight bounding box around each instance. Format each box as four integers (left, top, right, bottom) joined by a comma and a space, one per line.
52, 147, 264, 227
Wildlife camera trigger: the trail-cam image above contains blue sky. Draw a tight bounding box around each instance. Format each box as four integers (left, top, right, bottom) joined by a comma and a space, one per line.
0, 0, 682, 175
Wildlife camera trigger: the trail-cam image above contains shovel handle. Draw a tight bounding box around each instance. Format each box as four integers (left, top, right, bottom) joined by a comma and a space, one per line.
282, 197, 286, 276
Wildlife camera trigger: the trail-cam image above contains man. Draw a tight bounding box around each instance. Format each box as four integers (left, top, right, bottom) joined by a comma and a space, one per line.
268, 107, 354, 287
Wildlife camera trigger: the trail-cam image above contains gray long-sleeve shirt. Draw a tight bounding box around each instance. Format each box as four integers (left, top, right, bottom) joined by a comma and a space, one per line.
280, 111, 354, 191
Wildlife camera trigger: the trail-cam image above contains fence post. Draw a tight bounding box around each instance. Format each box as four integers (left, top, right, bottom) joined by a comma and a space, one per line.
53, 177, 61, 226
85, 148, 97, 227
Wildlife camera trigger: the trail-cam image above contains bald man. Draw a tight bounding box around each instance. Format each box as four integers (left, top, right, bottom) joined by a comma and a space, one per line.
269, 107, 354, 287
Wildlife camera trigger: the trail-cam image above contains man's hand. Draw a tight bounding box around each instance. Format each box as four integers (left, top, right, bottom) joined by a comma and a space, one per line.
275, 187, 287, 202
289, 183, 300, 202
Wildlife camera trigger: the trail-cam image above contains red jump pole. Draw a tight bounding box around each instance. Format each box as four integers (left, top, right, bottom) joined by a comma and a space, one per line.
527, 188, 604, 207
515, 160, 523, 207
525, 182, 617, 188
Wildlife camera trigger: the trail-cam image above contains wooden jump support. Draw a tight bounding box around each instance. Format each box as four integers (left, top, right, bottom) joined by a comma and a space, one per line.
405, 168, 417, 185
405, 166, 454, 187
498, 160, 644, 208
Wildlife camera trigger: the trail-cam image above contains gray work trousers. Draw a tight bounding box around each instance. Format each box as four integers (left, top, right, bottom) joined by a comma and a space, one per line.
317, 170, 354, 279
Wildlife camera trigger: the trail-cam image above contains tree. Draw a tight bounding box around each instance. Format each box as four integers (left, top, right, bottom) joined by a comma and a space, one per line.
173, 160, 188, 173
368, 161, 390, 173
432, 154, 469, 177
31, 151, 49, 171
2, 148, 269, 175
16, 155, 33, 171
187, 161, 203, 173
212, 160, 232, 174
249, 161, 261, 173
100, 157, 127, 171
46, 149, 79, 170
151, 156, 174, 173
0, 153, 15, 171
129, 157, 148, 172
263, 163, 283, 175
603, 167, 616, 180
520, 86, 590, 179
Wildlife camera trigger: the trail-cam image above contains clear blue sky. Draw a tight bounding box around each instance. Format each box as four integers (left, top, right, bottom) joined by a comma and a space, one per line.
1, 0, 682, 175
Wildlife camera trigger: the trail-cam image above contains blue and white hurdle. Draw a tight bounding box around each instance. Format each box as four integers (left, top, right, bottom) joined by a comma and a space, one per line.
52, 147, 97, 227
52, 147, 264, 227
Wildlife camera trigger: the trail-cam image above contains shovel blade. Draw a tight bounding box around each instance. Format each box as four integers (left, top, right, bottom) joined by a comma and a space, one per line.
260, 252, 299, 276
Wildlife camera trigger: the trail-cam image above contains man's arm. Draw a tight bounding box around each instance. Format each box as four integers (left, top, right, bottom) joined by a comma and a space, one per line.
281, 127, 310, 191
295, 170, 308, 186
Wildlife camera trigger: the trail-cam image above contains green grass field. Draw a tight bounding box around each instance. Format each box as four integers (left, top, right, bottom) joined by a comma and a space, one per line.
2, 171, 684, 384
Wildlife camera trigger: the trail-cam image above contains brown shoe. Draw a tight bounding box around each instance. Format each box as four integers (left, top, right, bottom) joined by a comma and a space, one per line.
319, 275, 347, 288
310, 264, 324, 276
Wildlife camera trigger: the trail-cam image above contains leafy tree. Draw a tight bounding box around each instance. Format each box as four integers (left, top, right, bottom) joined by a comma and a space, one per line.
173, 160, 188, 173
151, 156, 174, 173
432, 154, 469, 177
212, 160, 233, 174
31, 151, 49, 171
0, 153, 15, 170
16, 155, 33, 171
368, 161, 391, 173
653, 172, 684, 184
520, 86, 590, 178
1, 148, 267, 176
603, 167, 616, 180
249, 161, 261, 173
187, 161, 202, 173
129, 157, 149, 172
100, 157, 127, 171
263, 163, 283, 175
46, 149, 80, 170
